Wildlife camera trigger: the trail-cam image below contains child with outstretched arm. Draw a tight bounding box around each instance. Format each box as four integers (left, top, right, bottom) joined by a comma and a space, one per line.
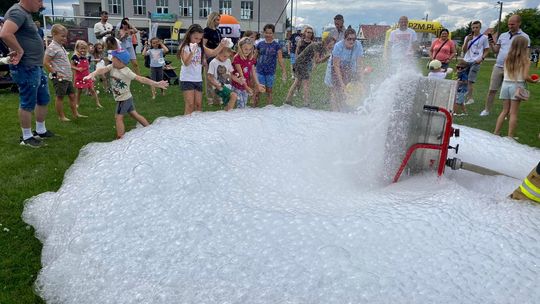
84, 49, 168, 139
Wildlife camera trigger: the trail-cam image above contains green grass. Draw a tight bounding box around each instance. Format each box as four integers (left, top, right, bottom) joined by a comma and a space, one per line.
0, 55, 539, 303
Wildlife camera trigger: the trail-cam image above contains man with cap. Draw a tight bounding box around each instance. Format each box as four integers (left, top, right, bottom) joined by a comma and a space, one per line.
330, 14, 345, 42
0, 0, 55, 148
84, 49, 169, 139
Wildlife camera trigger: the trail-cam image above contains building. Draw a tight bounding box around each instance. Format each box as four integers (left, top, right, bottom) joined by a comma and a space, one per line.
73, 0, 288, 39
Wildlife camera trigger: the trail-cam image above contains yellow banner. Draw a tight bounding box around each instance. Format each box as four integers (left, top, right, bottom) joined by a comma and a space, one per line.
172, 21, 182, 40
406, 20, 444, 34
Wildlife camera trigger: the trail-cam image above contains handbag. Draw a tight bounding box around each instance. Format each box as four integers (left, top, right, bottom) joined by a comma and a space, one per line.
513, 86, 530, 101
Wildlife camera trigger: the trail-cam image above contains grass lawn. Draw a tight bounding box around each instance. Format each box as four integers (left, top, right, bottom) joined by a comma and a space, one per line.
0, 54, 539, 303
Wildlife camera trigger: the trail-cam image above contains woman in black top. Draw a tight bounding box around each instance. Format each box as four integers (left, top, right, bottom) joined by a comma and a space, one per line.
203, 12, 222, 105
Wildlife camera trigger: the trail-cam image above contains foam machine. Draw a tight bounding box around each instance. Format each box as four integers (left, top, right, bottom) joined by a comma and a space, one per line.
385, 76, 509, 182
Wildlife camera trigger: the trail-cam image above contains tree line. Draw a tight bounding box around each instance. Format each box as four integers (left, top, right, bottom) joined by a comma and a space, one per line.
452, 8, 540, 48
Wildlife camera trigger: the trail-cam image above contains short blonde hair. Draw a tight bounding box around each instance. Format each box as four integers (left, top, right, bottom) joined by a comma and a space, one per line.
218, 46, 232, 56
51, 24, 67, 36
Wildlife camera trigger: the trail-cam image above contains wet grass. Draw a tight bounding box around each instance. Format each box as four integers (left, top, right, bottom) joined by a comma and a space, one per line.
0, 54, 539, 303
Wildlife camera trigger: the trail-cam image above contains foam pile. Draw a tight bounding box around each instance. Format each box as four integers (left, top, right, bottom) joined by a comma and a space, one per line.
23, 72, 540, 303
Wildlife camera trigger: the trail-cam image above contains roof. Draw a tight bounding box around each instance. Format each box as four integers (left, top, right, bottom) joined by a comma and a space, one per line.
360, 24, 391, 40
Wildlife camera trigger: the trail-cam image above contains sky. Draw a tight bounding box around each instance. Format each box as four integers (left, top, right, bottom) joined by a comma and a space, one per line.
292, 0, 540, 33
41, 0, 540, 33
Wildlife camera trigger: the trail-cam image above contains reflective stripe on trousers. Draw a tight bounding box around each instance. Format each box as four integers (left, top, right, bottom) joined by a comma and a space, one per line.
519, 177, 540, 203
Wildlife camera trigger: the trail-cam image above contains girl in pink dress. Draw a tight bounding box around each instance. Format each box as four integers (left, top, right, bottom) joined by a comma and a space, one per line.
72, 40, 102, 108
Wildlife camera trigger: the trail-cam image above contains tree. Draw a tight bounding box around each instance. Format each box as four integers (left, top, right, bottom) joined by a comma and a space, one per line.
285, 17, 291, 30
494, 8, 540, 47
1, 0, 43, 22
0, 0, 18, 15
451, 22, 472, 45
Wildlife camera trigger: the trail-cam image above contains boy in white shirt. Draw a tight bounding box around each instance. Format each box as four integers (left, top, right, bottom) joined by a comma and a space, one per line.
461, 20, 490, 105
207, 48, 244, 111
84, 49, 169, 138
427, 59, 453, 79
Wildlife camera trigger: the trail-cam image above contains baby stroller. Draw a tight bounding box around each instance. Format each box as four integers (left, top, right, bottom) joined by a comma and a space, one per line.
163, 60, 179, 85
0, 40, 18, 93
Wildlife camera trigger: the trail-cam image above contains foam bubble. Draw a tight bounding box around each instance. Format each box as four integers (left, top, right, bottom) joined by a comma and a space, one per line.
23, 72, 540, 303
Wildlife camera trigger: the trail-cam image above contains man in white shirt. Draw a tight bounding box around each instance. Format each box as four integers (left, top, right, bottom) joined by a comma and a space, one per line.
94, 11, 114, 43
388, 16, 418, 61
480, 15, 530, 116
461, 20, 490, 105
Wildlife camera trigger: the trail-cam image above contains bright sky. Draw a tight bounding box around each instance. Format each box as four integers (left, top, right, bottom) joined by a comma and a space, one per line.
41, 0, 540, 33
293, 0, 540, 33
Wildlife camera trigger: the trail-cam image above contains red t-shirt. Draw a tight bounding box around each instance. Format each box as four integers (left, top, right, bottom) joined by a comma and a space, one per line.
232, 55, 256, 90
430, 38, 455, 63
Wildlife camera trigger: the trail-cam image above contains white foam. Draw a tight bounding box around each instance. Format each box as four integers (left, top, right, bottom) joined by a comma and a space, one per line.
23, 72, 540, 303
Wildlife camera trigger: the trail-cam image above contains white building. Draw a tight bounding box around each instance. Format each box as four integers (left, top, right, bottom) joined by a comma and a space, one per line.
73, 0, 288, 39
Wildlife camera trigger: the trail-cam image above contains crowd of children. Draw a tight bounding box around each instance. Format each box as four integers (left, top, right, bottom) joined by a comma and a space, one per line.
3, 13, 540, 145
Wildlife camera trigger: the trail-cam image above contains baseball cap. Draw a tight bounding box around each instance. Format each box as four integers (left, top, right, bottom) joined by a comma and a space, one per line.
111, 49, 130, 65
429, 59, 442, 70
334, 14, 344, 20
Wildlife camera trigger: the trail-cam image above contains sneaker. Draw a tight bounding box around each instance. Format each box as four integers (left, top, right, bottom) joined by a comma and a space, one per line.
465, 98, 475, 105
33, 130, 55, 139
20, 136, 45, 148
479, 110, 490, 116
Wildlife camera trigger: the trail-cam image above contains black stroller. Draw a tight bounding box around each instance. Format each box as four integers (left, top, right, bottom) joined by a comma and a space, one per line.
0, 40, 18, 93
163, 60, 178, 85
